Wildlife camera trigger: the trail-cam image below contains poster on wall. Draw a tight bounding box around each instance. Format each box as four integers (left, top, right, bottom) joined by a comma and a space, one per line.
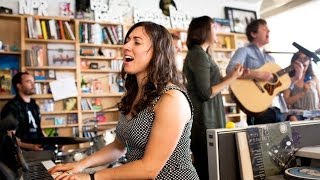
224, 7, 257, 34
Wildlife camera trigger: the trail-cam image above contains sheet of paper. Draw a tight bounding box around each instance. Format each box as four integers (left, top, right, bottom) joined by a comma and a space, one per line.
49, 78, 78, 101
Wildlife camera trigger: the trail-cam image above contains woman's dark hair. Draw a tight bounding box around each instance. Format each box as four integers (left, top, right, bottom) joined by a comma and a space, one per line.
12, 72, 29, 94
246, 19, 267, 42
119, 21, 185, 116
289, 51, 314, 78
186, 16, 213, 49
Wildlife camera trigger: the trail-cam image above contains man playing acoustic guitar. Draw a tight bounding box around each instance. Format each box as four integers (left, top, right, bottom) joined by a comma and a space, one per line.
226, 19, 304, 125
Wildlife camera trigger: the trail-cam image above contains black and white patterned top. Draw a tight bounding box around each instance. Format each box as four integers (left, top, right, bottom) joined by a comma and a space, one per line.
116, 85, 199, 179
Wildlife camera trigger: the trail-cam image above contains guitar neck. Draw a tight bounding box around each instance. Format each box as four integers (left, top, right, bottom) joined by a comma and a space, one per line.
277, 65, 293, 77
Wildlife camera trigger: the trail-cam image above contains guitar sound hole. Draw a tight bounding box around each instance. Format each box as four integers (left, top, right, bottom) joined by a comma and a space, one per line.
269, 73, 278, 84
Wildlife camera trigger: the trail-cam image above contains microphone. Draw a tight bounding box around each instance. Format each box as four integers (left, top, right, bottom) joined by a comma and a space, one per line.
292, 42, 320, 63
0, 114, 18, 132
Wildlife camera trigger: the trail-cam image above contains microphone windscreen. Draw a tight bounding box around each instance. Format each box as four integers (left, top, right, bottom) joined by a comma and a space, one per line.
0, 114, 18, 131
292, 42, 320, 63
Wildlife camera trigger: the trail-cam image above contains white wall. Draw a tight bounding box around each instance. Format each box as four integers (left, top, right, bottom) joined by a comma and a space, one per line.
0, 0, 261, 18
266, 0, 320, 69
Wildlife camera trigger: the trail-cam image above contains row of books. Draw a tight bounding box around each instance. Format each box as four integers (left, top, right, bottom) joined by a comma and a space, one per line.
26, 17, 75, 40
81, 98, 103, 111
34, 82, 50, 95
110, 59, 123, 71
79, 23, 123, 45
25, 45, 45, 67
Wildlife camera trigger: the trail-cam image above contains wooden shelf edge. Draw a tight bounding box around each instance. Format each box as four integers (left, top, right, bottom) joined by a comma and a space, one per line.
226, 113, 241, 117
81, 93, 124, 97
80, 56, 117, 60
82, 108, 119, 113
42, 124, 79, 129
25, 38, 75, 44
41, 110, 78, 115
0, 94, 14, 99
81, 69, 120, 73
25, 66, 76, 70
82, 121, 118, 126
0, 51, 21, 55
79, 43, 123, 48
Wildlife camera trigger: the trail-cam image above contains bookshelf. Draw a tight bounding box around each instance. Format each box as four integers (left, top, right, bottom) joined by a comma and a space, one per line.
212, 33, 248, 122
21, 15, 78, 137
76, 19, 124, 139
0, 14, 248, 137
0, 14, 22, 111
0, 14, 124, 139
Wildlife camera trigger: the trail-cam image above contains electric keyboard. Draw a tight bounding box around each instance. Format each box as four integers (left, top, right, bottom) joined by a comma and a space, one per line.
22, 160, 60, 180
287, 109, 320, 118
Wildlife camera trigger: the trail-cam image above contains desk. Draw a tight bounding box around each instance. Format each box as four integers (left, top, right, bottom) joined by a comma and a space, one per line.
296, 146, 320, 160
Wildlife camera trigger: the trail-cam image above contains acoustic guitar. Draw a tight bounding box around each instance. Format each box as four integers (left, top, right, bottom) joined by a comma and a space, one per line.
230, 62, 293, 114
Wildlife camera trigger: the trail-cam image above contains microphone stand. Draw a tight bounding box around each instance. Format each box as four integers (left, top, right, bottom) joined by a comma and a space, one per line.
266, 51, 295, 54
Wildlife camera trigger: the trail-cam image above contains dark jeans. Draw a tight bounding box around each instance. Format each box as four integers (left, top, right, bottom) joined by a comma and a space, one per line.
247, 107, 285, 125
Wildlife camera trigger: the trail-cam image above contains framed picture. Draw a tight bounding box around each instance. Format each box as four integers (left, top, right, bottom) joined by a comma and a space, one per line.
47, 70, 56, 79
224, 7, 257, 34
47, 44, 75, 67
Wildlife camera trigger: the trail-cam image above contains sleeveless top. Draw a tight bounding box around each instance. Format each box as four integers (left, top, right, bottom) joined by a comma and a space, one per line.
115, 85, 199, 179
290, 83, 319, 110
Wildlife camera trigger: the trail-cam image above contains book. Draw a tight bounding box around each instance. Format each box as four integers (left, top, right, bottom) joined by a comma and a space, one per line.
0, 69, 12, 95
41, 20, 48, 40
213, 18, 231, 33
63, 97, 77, 111
64, 21, 75, 40
246, 122, 295, 178
58, 20, 66, 40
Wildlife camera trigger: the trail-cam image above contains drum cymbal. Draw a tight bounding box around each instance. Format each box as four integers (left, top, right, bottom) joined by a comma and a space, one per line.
22, 137, 90, 145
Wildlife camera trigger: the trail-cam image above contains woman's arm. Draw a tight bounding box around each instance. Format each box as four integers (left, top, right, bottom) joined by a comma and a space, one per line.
92, 89, 191, 179
283, 85, 305, 106
313, 76, 320, 107
210, 63, 243, 98
50, 137, 126, 176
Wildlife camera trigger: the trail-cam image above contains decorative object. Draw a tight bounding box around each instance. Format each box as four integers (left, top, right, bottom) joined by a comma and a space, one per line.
169, 6, 191, 29
48, 70, 55, 79
224, 7, 257, 34
19, 0, 48, 16
59, 2, 74, 17
133, 8, 171, 28
0, 6, 13, 14
159, 0, 177, 16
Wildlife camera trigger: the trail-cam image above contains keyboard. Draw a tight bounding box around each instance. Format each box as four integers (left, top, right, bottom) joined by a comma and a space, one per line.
22, 160, 59, 180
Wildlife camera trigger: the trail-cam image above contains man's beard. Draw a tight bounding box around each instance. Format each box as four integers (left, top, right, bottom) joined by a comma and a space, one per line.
23, 88, 35, 95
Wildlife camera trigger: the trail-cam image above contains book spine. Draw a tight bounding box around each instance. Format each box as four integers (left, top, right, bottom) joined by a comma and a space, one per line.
64, 21, 75, 40
106, 26, 116, 44
49, 19, 57, 40
45, 19, 52, 39
26, 16, 33, 39
41, 20, 48, 40
58, 20, 66, 40
35, 18, 43, 39
55, 20, 61, 39
111, 26, 119, 44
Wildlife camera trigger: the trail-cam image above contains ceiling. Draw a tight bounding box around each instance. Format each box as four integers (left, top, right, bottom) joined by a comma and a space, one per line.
260, 0, 312, 18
